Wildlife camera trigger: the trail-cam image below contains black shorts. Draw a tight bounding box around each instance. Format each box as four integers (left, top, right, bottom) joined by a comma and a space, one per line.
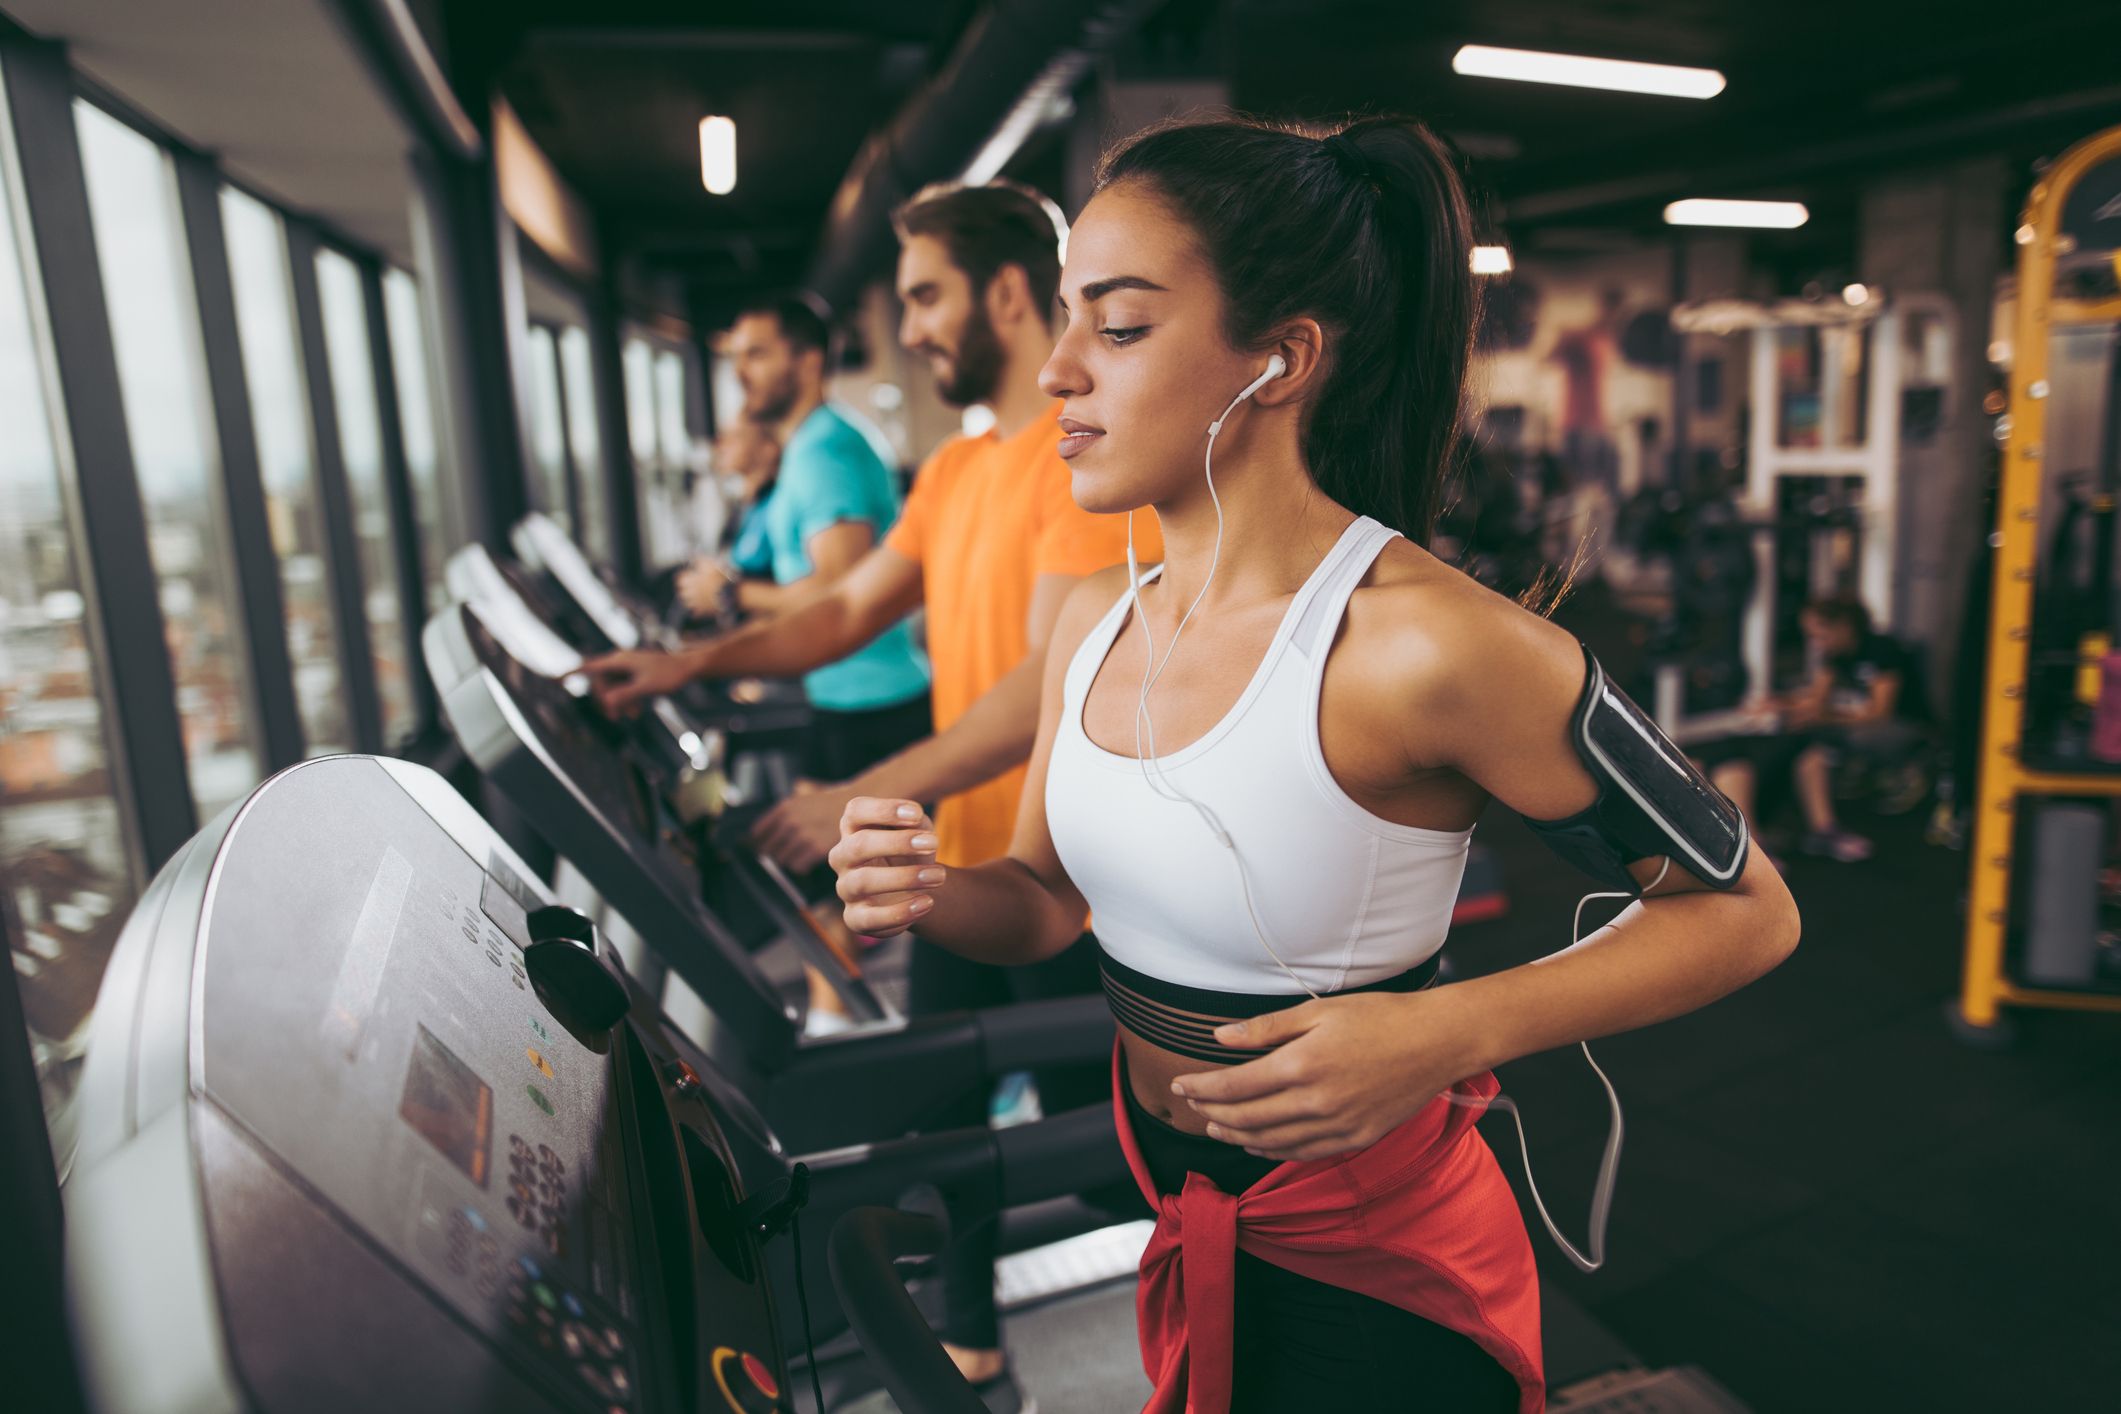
801, 691, 932, 782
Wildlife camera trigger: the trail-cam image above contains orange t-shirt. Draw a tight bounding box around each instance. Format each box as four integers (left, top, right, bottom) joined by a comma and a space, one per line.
885, 403, 1161, 867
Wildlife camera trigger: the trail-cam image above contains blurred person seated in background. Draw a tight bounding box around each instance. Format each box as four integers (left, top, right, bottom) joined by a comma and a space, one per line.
674, 418, 783, 622
1690, 596, 1926, 865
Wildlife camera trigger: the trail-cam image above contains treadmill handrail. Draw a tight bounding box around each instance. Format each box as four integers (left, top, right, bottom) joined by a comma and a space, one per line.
827, 1208, 987, 1414
972, 994, 1115, 1074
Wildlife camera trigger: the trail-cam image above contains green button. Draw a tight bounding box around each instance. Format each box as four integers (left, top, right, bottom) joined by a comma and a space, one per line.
530, 1017, 550, 1042
533, 1282, 557, 1310
527, 1085, 554, 1117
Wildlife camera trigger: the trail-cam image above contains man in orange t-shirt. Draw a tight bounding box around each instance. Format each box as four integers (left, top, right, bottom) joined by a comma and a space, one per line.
585, 180, 1158, 1393
586, 182, 1158, 869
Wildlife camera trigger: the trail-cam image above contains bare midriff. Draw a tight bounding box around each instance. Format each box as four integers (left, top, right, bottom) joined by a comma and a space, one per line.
1117, 1015, 1250, 1138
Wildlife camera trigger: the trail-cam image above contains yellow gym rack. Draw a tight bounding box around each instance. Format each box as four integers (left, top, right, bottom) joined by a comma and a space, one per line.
1955, 122, 2121, 1040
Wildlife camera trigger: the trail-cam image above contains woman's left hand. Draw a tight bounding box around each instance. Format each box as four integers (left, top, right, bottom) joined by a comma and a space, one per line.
1170, 990, 1485, 1162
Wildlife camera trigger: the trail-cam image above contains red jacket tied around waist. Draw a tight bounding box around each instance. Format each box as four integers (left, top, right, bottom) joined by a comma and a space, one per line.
1113, 1046, 1546, 1413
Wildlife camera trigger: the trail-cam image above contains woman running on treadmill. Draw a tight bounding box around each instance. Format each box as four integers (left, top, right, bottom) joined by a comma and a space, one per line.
831, 115, 1800, 1413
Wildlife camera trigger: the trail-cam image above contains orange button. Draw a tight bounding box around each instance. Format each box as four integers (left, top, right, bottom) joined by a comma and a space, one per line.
527, 1047, 554, 1079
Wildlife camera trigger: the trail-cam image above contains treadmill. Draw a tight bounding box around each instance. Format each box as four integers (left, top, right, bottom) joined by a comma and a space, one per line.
424, 601, 1115, 1156
512, 510, 671, 654
445, 541, 774, 795
507, 513, 811, 749
59, 755, 1114, 1414
441, 541, 845, 992
504, 519, 810, 784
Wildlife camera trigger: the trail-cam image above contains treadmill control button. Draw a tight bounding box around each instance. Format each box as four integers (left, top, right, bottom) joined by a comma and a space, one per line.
575, 1362, 618, 1400
740, 1353, 779, 1399
527, 1047, 554, 1079
665, 1059, 702, 1098
527, 1085, 555, 1116
712, 1347, 781, 1413
524, 905, 629, 1035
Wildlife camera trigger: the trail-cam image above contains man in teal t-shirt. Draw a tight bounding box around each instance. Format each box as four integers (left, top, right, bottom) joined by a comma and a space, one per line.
721, 296, 930, 781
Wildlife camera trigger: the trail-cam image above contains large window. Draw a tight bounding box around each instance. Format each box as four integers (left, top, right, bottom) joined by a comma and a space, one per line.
314, 248, 414, 745
219, 185, 348, 754
524, 323, 572, 534
624, 335, 659, 469
1, 78, 139, 1166
75, 100, 259, 819
626, 334, 700, 570
558, 326, 610, 563
655, 347, 692, 474
383, 268, 452, 615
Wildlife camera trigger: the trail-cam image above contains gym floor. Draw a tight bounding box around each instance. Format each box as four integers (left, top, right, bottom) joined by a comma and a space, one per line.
1455, 593, 2121, 1411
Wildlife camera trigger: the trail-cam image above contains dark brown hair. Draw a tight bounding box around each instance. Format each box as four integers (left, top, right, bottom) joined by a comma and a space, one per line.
891, 179, 1066, 313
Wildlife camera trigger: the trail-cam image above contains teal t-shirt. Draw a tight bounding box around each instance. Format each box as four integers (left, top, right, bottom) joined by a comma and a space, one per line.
761, 405, 929, 712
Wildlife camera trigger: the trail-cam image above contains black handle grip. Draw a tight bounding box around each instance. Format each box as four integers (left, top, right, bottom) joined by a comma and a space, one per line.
826, 1207, 988, 1414
974, 994, 1115, 1073
992, 1103, 1128, 1208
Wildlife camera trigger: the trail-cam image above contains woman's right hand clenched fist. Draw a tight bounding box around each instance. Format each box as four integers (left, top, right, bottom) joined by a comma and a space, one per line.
828, 798, 945, 937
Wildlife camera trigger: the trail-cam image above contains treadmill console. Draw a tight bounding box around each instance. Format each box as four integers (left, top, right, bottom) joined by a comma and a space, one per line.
64, 757, 789, 1414
514, 511, 653, 652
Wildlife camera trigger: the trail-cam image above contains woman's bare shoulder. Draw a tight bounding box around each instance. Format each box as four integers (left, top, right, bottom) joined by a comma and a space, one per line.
1341, 539, 1584, 718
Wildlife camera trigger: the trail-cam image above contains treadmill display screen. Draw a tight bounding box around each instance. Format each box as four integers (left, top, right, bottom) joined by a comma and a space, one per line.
480, 853, 536, 954
400, 1025, 494, 1186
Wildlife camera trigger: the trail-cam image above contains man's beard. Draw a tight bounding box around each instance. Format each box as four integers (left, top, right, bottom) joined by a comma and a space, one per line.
934, 304, 1006, 408
747, 373, 798, 424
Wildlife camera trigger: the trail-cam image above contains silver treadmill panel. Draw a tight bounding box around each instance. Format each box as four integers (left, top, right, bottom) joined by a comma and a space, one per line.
197, 760, 648, 1409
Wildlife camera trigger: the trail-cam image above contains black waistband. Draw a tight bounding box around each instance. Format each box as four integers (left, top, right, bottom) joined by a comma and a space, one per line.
1121, 1055, 1280, 1196
1097, 940, 1440, 1065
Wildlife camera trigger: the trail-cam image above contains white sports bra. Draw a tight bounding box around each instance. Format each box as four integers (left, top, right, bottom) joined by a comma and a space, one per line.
1046, 516, 1474, 998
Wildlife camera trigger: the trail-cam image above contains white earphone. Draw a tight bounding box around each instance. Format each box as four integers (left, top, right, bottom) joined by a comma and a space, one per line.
1118, 347, 1638, 1276
1210, 354, 1285, 435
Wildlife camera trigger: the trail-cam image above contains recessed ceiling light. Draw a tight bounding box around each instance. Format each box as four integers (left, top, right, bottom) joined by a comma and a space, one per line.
1664, 198, 1809, 229
699, 116, 736, 195
1452, 45, 1726, 99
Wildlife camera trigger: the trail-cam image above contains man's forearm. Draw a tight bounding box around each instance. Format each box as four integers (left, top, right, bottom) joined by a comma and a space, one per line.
684, 592, 861, 681
735, 577, 811, 617
848, 656, 1043, 800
